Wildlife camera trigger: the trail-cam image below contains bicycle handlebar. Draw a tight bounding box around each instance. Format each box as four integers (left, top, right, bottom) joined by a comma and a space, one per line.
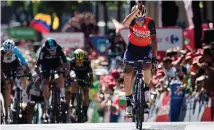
16, 73, 32, 78
40, 70, 65, 75
73, 78, 92, 87
74, 79, 90, 84
125, 60, 152, 64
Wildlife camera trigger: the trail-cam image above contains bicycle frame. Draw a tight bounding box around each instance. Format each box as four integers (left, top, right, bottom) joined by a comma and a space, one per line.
76, 85, 83, 123
74, 78, 91, 123
45, 69, 66, 123
126, 60, 151, 130
48, 70, 60, 123
13, 73, 32, 124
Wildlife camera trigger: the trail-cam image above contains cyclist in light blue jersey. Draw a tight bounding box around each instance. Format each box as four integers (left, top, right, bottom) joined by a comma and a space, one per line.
1, 39, 32, 123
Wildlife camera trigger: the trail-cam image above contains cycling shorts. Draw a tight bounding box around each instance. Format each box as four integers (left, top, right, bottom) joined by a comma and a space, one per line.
2, 60, 23, 78
123, 42, 152, 62
30, 95, 44, 103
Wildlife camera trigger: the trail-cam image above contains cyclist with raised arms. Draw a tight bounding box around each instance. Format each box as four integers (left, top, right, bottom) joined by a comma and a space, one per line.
122, 2, 157, 117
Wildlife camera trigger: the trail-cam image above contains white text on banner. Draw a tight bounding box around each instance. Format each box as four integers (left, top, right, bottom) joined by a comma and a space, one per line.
43, 33, 85, 48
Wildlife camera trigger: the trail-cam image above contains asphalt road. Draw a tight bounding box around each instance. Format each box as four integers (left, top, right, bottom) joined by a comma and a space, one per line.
1, 122, 214, 130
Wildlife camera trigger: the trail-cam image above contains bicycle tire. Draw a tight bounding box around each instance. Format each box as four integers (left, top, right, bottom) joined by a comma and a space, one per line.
1, 95, 6, 124
132, 77, 139, 129
50, 84, 58, 123
58, 88, 67, 123
59, 100, 67, 123
55, 88, 61, 123
60, 108, 67, 123
137, 79, 144, 130
76, 88, 83, 123
15, 88, 22, 124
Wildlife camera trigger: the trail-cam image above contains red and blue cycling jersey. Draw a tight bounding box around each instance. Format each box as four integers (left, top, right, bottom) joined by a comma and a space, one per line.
129, 16, 156, 47
124, 16, 156, 61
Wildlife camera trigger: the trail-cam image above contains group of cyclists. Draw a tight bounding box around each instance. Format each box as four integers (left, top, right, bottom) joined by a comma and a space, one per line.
1, 2, 158, 126
1, 38, 93, 124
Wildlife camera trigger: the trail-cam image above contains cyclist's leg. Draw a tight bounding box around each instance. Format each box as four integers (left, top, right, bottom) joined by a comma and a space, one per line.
2, 64, 14, 116
140, 45, 152, 87
41, 70, 50, 109
138, 45, 152, 110
123, 49, 135, 116
55, 67, 65, 101
70, 81, 78, 107
27, 77, 42, 122
16, 66, 28, 103
1, 66, 13, 121
65, 82, 72, 107
2, 79, 12, 120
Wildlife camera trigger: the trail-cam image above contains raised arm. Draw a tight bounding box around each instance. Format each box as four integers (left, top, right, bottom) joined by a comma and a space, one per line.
122, 4, 142, 26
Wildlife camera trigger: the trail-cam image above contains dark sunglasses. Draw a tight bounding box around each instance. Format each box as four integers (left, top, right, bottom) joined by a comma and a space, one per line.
136, 17, 145, 21
48, 49, 56, 52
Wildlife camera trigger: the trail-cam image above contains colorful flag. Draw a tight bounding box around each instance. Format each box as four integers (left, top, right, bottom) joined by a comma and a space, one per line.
30, 13, 59, 33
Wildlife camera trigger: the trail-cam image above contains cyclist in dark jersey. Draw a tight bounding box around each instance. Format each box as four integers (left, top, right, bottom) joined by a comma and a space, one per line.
69, 49, 93, 122
122, 3, 157, 117
34, 38, 69, 117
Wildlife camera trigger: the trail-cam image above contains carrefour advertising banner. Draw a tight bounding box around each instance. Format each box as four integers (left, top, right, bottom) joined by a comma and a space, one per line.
43, 32, 85, 48
157, 28, 183, 51
119, 28, 183, 51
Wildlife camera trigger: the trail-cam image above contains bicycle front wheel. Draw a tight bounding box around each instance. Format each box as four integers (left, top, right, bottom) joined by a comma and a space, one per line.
137, 79, 144, 130
76, 88, 83, 123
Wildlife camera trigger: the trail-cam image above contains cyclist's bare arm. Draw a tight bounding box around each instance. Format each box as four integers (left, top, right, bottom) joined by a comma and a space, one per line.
35, 51, 43, 77
148, 20, 157, 58
34, 65, 41, 78
59, 49, 70, 74
122, 6, 140, 26
151, 34, 157, 58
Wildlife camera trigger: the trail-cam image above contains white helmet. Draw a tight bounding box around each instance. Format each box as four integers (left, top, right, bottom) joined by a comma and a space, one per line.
131, 4, 147, 18
2, 39, 15, 51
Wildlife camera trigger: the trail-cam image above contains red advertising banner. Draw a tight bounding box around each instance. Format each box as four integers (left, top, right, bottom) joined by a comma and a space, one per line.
156, 92, 170, 122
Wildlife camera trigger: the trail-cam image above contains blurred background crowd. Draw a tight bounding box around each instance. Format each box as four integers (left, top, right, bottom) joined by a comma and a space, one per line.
1, 1, 214, 122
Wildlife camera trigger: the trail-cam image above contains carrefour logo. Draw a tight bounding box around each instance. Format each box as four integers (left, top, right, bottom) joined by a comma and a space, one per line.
166, 34, 179, 44
158, 34, 180, 44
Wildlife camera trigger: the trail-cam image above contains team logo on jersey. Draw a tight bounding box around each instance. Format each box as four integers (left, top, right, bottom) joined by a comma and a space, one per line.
45, 55, 57, 59
3, 53, 16, 63
132, 28, 150, 38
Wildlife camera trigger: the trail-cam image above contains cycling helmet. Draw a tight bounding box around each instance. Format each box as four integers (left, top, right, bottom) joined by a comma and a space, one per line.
2, 39, 15, 51
73, 49, 85, 60
131, 4, 147, 18
45, 38, 57, 50
137, 5, 147, 18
